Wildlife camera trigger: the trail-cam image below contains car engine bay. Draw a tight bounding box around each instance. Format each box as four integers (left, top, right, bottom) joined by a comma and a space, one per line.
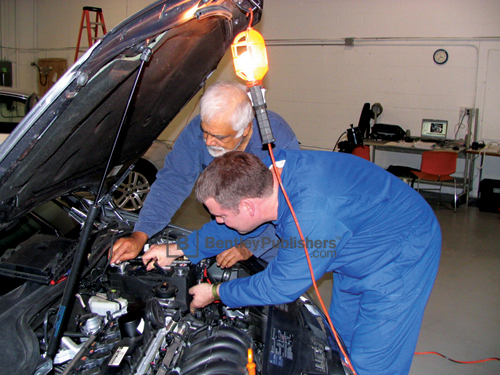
0, 205, 350, 375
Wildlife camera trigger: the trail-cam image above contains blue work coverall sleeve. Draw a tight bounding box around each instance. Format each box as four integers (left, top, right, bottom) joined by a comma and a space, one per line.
181, 220, 271, 264
134, 124, 202, 237
219, 202, 352, 307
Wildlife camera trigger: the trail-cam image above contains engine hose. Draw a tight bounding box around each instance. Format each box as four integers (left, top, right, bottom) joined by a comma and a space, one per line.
179, 326, 252, 374
181, 347, 246, 374
187, 325, 251, 349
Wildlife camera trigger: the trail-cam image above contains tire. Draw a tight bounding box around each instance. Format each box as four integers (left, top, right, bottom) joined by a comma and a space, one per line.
113, 159, 158, 212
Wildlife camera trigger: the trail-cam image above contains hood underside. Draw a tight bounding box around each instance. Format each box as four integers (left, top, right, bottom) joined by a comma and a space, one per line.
0, 0, 262, 228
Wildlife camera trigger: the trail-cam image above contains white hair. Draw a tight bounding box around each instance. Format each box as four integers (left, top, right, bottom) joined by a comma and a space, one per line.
200, 81, 254, 137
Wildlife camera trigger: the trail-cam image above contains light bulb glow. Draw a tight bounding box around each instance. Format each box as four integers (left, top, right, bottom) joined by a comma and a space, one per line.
231, 28, 268, 85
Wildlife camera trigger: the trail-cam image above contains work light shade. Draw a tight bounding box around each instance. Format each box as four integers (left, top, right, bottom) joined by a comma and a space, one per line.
231, 28, 268, 85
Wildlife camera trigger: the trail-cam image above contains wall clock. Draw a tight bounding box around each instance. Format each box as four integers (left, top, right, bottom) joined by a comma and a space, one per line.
433, 49, 448, 64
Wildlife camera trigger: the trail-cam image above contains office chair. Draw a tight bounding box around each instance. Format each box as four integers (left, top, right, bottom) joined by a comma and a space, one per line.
412, 151, 458, 212
352, 145, 370, 161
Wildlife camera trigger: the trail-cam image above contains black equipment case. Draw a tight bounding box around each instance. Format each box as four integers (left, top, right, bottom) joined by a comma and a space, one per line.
371, 123, 406, 141
478, 179, 500, 213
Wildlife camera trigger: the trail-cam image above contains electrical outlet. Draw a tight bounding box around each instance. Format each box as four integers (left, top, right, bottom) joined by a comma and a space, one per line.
459, 107, 466, 119
459, 107, 474, 119
40, 66, 52, 76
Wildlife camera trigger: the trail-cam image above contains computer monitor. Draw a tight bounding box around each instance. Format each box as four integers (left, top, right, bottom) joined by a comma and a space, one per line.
421, 119, 448, 142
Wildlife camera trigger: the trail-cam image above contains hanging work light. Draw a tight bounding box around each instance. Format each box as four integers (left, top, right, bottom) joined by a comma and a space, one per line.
231, 26, 274, 144
231, 28, 269, 85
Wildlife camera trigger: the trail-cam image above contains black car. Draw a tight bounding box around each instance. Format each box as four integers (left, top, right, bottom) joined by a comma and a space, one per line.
0, 88, 39, 143
0, 1, 351, 374
0, 87, 162, 213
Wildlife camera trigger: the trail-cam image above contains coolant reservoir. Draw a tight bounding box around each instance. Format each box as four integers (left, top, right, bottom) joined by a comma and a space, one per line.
89, 292, 128, 317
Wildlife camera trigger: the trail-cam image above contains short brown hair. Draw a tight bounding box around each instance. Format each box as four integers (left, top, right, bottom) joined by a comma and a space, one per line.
196, 151, 273, 212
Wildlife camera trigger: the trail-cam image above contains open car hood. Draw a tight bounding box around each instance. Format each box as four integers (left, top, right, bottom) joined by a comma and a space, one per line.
0, 0, 262, 228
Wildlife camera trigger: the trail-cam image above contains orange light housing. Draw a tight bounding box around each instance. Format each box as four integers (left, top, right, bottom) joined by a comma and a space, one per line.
231, 28, 268, 85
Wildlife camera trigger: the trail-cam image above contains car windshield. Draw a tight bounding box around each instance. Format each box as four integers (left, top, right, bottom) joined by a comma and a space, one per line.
0, 93, 29, 143
0, 94, 27, 131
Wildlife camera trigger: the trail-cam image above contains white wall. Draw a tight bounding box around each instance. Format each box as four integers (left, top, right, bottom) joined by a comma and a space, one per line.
0, 0, 150, 89
251, 0, 500, 188
1, 0, 499, 190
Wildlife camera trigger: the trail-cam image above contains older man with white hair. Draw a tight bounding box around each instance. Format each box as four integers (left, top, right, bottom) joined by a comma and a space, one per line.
110, 81, 299, 265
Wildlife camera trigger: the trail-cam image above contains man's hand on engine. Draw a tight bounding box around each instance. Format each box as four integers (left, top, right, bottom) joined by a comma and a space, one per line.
110, 231, 149, 264
189, 283, 220, 313
142, 243, 185, 270
216, 244, 252, 269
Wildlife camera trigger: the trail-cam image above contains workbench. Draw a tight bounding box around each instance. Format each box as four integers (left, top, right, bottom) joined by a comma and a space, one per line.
364, 139, 472, 206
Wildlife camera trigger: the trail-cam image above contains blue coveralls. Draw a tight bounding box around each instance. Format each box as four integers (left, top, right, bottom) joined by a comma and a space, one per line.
134, 111, 299, 261
184, 149, 441, 374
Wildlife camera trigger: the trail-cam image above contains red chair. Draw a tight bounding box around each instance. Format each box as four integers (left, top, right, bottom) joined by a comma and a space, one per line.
412, 151, 458, 212
352, 145, 370, 161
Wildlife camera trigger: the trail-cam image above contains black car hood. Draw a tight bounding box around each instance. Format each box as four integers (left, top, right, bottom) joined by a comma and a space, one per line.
0, 0, 262, 228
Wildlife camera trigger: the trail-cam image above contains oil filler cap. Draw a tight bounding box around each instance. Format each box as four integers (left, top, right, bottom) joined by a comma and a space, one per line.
154, 282, 177, 299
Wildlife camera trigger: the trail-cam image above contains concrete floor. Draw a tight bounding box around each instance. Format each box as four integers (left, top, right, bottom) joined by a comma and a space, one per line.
171, 192, 500, 374
409, 201, 500, 374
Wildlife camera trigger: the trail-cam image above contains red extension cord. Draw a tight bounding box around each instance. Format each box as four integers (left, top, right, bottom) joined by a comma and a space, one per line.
266, 145, 500, 373
267, 144, 357, 374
